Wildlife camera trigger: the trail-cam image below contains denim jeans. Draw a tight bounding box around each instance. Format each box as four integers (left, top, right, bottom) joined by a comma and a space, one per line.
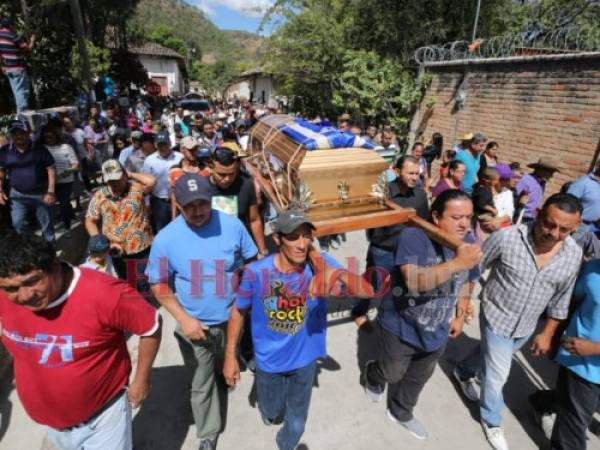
477, 318, 530, 427
150, 196, 172, 232
10, 189, 55, 242
352, 244, 395, 317
47, 391, 132, 450
6, 69, 30, 113
256, 360, 317, 450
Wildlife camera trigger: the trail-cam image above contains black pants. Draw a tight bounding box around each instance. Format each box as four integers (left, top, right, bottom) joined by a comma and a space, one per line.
551, 366, 600, 450
366, 323, 445, 421
112, 247, 151, 293
55, 182, 74, 230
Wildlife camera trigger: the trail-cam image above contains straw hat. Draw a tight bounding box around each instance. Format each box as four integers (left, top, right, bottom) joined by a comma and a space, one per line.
527, 157, 561, 172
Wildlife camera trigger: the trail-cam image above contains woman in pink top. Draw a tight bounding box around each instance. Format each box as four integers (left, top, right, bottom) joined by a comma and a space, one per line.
432, 160, 466, 198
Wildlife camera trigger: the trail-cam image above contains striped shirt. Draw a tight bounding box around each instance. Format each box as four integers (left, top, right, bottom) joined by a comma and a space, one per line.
480, 223, 582, 338
0, 27, 26, 72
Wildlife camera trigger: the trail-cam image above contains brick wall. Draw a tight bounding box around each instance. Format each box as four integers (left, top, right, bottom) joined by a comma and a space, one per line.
415, 55, 600, 194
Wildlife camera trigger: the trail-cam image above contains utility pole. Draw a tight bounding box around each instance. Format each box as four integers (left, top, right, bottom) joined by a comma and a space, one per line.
67, 0, 93, 99
472, 0, 482, 42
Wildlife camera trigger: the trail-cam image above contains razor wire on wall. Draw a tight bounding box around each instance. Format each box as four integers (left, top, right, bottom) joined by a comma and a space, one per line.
414, 27, 600, 64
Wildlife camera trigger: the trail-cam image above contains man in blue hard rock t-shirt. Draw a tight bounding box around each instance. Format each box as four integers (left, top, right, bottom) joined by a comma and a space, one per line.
223, 209, 374, 450
364, 189, 482, 440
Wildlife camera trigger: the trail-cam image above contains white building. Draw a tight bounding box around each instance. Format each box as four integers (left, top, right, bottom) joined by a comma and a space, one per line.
224, 80, 251, 101
130, 42, 186, 96
238, 67, 281, 108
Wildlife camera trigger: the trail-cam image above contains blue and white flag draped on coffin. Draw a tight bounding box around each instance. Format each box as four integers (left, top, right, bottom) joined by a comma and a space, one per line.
277, 118, 376, 151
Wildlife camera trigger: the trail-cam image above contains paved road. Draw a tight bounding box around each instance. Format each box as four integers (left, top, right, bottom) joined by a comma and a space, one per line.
2, 231, 600, 450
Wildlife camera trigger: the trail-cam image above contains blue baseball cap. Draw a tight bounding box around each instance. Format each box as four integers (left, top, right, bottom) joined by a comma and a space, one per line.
174, 173, 212, 206
88, 234, 110, 253
9, 119, 28, 133
156, 130, 171, 146
196, 147, 212, 159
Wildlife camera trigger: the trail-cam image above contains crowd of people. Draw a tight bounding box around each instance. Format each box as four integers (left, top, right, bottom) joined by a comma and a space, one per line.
0, 98, 600, 450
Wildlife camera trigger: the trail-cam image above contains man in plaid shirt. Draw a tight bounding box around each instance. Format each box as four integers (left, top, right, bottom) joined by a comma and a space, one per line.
454, 193, 583, 450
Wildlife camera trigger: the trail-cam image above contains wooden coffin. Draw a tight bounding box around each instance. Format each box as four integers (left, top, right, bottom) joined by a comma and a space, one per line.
247, 114, 462, 249
299, 149, 387, 203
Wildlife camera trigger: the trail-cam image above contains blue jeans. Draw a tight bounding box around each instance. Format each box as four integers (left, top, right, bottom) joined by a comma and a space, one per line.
352, 244, 395, 317
6, 69, 30, 113
47, 391, 132, 450
257, 360, 317, 450
10, 189, 55, 242
150, 196, 171, 232
476, 318, 530, 427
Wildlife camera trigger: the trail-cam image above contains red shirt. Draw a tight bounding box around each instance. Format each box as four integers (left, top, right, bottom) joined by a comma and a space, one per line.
0, 267, 158, 429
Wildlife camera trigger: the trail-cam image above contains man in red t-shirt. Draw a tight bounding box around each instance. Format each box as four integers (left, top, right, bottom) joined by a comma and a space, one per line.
0, 232, 161, 450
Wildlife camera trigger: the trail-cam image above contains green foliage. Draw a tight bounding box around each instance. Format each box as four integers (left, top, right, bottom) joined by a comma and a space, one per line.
0, 0, 144, 108
266, 0, 429, 136
191, 59, 237, 96
70, 40, 111, 89
267, 0, 348, 117
147, 25, 187, 55
332, 49, 426, 131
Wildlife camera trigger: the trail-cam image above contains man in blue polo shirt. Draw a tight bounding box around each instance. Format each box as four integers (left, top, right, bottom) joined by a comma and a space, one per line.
567, 159, 600, 229
223, 209, 374, 450
364, 190, 481, 440
142, 130, 182, 231
455, 133, 486, 195
0, 120, 56, 242
146, 173, 257, 450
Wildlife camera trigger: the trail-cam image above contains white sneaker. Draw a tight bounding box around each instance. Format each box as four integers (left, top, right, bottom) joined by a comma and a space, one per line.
453, 367, 480, 402
482, 422, 509, 450
364, 360, 384, 402
541, 413, 556, 440
387, 409, 428, 440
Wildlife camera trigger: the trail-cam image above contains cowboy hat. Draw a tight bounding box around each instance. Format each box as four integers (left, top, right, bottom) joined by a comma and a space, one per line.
527, 157, 561, 172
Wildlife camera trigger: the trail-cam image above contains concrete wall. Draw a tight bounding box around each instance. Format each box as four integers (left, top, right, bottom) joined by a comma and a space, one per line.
251, 76, 278, 108
414, 54, 600, 193
138, 55, 184, 95
225, 81, 251, 101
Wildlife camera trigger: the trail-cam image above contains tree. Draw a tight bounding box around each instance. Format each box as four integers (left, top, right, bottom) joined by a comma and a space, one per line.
333, 49, 430, 135
265, 0, 348, 117
147, 25, 187, 55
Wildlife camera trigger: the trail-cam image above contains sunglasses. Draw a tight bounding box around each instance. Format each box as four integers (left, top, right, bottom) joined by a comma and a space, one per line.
281, 232, 313, 242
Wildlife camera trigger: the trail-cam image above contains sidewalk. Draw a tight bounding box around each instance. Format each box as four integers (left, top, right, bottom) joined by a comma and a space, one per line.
2, 231, 600, 450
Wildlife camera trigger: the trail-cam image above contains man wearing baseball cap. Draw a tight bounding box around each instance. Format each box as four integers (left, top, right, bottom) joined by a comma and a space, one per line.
168, 136, 210, 219
142, 130, 182, 231
0, 120, 56, 242
85, 159, 155, 284
146, 173, 257, 450
223, 209, 374, 450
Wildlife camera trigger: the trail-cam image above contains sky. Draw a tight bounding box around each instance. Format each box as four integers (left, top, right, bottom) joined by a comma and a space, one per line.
187, 0, 276, 35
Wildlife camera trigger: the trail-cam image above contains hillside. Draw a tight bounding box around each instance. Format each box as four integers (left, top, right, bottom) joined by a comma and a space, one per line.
131, 0, 263, 65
